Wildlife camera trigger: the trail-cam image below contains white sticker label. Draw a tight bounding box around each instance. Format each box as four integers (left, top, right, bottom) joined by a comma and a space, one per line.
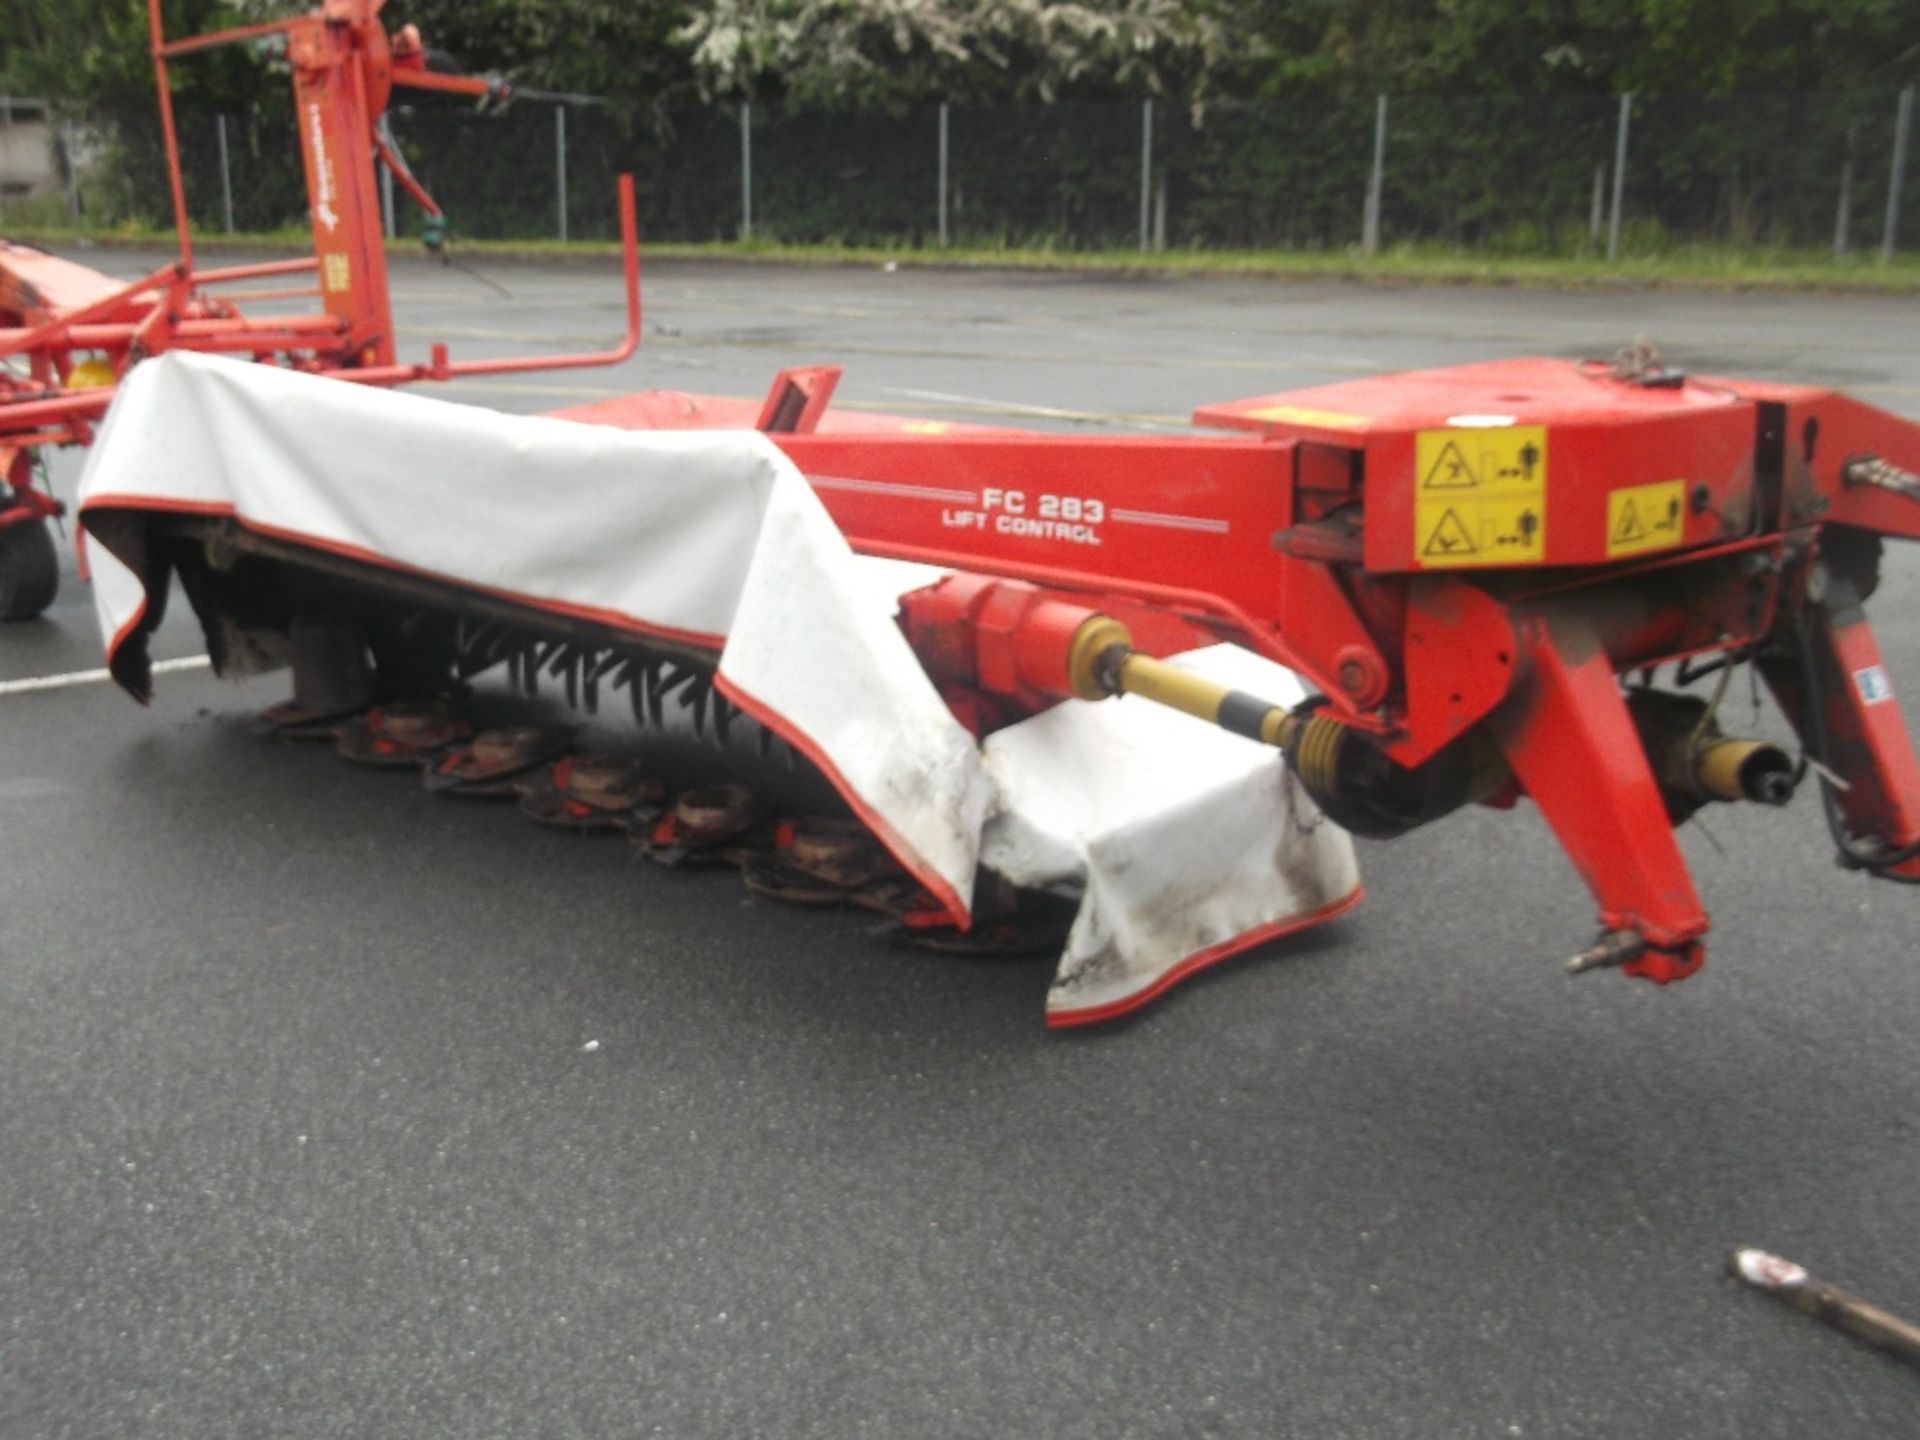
1855, 665, 1894, 705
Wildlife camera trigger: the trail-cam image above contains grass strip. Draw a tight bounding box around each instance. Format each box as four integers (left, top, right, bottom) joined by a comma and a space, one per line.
12, 225, 1920, 293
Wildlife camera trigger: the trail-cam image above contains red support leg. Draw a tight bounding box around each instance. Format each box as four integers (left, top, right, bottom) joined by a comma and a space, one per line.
1490, 613, 1710, 981
1763, 584, 1920, 882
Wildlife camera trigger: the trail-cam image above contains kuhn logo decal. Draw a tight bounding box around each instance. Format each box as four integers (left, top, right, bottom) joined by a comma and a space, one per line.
307, 102, 339, 233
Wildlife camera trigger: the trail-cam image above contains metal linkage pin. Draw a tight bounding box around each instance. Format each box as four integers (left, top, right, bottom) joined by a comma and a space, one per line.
1564, 928, 1647, 976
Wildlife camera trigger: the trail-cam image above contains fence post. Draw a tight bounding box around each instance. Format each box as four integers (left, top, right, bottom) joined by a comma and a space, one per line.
379, 125, 395, 238
1139, 98, 1154, 253
554, 104, 569, 243
1590, 163, 1605, 243
1883, 85, 1914, 264
1154, 174, 1167, 253
1362, 94, 1387, 255
1835, 132, 1854, 258
216, 113, 235, 233
740, 101, 753, 241
1607, 93, 1632, 261
61, 119, 83, 222
937, 102, 949, 248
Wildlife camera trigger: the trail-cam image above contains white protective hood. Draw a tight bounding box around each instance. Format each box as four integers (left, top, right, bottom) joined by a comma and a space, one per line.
78, 352, 1360, 1025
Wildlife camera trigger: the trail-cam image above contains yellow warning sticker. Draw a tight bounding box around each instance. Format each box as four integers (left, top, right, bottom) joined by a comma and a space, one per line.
1605, 479, 1687, 558
1413, 425, 1547, 568
322, 253, 352, 294
1247, 404, 1371, 430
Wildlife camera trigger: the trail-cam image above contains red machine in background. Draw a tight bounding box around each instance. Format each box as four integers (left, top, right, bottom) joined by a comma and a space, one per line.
0, 0, 640, 619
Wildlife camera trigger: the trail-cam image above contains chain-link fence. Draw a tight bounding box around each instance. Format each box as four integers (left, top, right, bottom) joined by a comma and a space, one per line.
50, 88, 1920, 259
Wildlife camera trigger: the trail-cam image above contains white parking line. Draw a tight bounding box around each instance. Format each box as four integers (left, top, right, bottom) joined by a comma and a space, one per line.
0, 654, 211, 698
880, 386, 1186, 427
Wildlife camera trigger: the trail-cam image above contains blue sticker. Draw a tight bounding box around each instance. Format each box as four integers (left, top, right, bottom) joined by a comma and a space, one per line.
1855, 665, 1894, 706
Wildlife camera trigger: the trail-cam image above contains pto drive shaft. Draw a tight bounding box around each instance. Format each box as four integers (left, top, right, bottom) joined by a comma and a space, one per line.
1065, 614, 1301, 749
1063, 611, 1794, 853
1062, 612, 1503, 845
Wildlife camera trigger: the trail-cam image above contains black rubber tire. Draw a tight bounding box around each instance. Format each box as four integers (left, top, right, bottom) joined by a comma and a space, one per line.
0, 516, 60, 621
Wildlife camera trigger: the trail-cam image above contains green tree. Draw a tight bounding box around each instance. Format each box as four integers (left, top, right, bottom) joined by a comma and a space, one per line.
2, 2, 280, 118
380, 0, 699, 119
676, 0, 1234, 110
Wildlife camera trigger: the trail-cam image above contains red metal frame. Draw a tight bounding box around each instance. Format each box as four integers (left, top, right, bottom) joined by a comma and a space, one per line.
554, 355, 1920, 981
6, 3, 1914, 988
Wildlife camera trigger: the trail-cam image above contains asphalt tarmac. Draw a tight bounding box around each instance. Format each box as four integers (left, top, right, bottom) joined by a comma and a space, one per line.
5, 254, 1920, 1438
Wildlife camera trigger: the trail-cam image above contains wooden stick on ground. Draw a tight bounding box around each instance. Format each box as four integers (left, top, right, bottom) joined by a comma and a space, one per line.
1731, 1248, 1920, 1371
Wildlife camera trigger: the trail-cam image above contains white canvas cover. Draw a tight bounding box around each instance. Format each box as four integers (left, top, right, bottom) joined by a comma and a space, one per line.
77, 352, 1360, 1025
983, 645, 1363, 1024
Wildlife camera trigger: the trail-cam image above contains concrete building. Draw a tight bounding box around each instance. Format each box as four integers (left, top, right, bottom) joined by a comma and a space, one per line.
1, 97, 58, 203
